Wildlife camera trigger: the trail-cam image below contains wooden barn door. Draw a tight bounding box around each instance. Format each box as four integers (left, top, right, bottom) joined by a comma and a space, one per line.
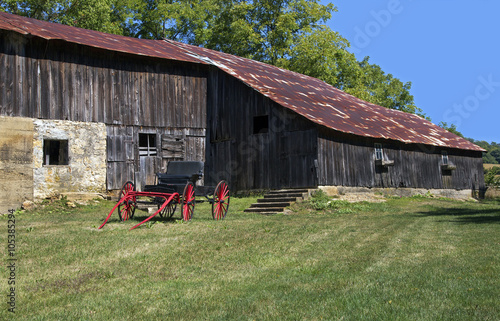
279, 130, 318, 188
106, 126, 134, 190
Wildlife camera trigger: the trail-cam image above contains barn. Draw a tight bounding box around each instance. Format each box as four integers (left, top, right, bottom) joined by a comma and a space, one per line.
0, 12, 485, 213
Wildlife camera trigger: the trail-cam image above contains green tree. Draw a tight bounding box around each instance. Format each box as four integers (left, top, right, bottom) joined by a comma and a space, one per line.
129, 0, 336, 65
439, 122, 465, 138
122, 0, 217, 41
286, 29, 422, 116
485, 166, 500, 186
0, 0, 130, 34
490, 148, 500, 164
355, 58, 422, 116
466, 138, 499, 164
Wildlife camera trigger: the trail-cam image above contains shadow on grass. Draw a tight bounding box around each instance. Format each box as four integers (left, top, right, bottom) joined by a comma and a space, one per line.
129, 211, 184, 223
98, 209, 184, 227
416, 201, 500, 224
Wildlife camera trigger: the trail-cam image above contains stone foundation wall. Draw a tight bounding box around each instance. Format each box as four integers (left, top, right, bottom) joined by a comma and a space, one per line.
319, 185, 475, 200
0, 116, 34, 214
33, 119, 107, 200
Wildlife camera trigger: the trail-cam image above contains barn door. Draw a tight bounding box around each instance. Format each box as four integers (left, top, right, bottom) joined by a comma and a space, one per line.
106, 127, 134, 190
279, 130, 318, 189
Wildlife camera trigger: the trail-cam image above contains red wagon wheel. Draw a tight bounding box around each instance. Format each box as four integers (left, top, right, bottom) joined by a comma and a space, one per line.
181, 182, 195, 221
212, 180, 230, 220
118, 181, 137, 221
158, 194, 178, 218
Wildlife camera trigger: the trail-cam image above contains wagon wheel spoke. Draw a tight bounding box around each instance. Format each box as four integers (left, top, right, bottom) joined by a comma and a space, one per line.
159, 200, 177, 219
181, 182, 195, 221
212, 180, 230, 220
118, 181, 136, 221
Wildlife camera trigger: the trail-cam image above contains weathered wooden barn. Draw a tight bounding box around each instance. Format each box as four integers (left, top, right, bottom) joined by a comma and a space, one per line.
0, 12, 485, 213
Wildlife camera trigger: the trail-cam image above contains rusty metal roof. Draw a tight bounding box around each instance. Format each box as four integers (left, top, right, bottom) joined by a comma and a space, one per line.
0, 11, 203, 64
0, 11, 484, 152
172, 41, 485, 152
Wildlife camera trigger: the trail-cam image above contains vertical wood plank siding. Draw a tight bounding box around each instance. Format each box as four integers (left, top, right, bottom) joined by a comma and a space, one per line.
0, 32, 206, 129
317, 129, 485, 191
205, 69, 317, 191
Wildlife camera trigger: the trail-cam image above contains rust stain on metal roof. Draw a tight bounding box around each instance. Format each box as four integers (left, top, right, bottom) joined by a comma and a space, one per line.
0, 11, 485, 152
0, 11, 203, 64
171, 41, 485, 152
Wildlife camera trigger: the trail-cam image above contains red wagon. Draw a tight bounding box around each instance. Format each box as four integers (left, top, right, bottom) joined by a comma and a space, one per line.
98, 161, 230, 230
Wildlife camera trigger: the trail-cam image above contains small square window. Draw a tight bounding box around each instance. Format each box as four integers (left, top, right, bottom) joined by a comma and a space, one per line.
253, 115, 269, 134
43, 139, 69, 165
374, 143, 383, 160
139, 133, 157, 157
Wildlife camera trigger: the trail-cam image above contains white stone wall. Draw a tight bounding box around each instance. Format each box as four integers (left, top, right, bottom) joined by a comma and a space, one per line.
33, 119, 107, 199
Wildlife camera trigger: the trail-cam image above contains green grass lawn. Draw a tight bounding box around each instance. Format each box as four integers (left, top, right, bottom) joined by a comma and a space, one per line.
1, 194, 499, 320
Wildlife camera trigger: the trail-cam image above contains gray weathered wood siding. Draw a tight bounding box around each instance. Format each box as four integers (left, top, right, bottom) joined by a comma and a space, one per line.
0, 31, 206, 129
317, 129, 485, 191
205, 69, 317, 190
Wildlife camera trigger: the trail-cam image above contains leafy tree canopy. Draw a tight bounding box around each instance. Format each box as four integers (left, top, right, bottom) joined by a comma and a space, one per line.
0, 0, 422, 116
0, 0, 133, 34
438, 122, 465, 138
469, 139, 500, 164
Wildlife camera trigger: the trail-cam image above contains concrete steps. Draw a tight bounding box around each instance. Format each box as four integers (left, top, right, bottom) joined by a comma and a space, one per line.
244, 188, 314, 214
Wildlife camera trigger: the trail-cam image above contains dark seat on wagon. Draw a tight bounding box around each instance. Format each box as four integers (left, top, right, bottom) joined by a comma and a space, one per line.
157, 161, 204, 185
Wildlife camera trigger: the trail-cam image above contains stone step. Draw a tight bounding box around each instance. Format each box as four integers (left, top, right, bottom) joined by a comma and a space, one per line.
244, 207, 285, 213
250, 202, 291, 208
244, 188, 316, 215
263, 193, 305, 199
267, 189, 309, 194
257, 197, 298, 203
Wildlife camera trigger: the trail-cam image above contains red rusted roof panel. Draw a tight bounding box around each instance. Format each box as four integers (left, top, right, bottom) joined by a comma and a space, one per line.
172, 41, 485, 152
0, 11, 203, 64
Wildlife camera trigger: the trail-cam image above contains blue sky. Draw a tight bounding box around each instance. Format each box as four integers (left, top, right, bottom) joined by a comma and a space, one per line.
321, 0, 500, 143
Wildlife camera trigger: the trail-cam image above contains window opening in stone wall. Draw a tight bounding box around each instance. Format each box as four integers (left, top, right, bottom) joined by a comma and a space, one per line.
43, 139, 69, 165
374, 143, 383, 160
253, 115, 269, 134
139, 133, 157, 157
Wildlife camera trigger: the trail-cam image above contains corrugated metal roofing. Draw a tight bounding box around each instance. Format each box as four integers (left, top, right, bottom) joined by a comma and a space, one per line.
0, 11, 485, 152
0, 11, 203, 64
